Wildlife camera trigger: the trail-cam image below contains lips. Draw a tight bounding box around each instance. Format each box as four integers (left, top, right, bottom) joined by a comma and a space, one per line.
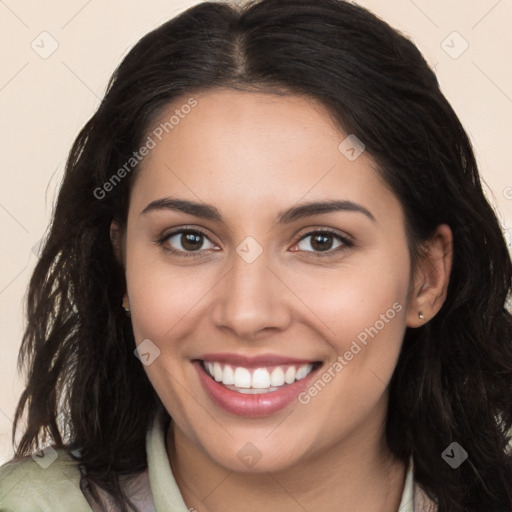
193, 353, 322, 416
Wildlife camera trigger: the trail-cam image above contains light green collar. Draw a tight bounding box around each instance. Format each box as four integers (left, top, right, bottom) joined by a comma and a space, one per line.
146, 407, 190, 512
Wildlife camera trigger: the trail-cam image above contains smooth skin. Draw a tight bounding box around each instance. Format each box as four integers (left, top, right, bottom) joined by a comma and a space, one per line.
111, 89, 452, 512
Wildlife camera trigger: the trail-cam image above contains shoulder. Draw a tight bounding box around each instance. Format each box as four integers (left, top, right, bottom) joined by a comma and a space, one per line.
0, 448, 92, 512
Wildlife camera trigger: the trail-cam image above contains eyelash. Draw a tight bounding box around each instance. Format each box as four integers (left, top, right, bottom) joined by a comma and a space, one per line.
156, 226, 354, 259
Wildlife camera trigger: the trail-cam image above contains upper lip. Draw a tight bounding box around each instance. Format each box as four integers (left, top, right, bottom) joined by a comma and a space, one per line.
195, 353, 321, 368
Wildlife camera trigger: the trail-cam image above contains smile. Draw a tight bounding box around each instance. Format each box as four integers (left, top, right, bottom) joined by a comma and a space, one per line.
194, 354, 323, 416
202, 361, 317, 394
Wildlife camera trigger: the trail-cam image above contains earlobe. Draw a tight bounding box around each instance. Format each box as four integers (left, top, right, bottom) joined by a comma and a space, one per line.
406, 224, 453, 328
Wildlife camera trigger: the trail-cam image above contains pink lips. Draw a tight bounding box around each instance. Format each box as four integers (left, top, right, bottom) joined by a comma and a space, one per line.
193, 353, 321, 417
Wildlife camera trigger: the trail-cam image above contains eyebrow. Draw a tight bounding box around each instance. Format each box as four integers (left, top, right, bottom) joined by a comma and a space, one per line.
140, 198, 376, 224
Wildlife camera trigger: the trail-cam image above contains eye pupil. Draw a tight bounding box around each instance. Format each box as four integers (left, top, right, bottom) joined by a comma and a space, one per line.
182, 232, 203, 251
311, 234, 333, 251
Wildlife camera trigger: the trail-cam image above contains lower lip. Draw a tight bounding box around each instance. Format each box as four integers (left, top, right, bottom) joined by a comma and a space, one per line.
194, 361, 321, 416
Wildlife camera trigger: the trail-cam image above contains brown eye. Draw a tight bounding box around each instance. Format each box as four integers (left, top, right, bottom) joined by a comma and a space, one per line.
309, 233, 336, 251
295, 230, 353, 256
178, 231, 204, 251
159, 229, 217, 255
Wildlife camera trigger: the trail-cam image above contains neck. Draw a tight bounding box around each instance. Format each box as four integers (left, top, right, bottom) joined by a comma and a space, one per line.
166, 419, 407, 512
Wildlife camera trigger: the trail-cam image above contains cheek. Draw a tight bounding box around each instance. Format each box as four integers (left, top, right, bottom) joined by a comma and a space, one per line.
123, 245, 210, 419
125, 242, 213, 342
290, 254, 410, 351
292, 269, 409, 440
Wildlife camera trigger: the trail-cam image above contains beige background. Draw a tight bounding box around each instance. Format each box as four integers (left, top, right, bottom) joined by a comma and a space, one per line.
1, 0, 511, 464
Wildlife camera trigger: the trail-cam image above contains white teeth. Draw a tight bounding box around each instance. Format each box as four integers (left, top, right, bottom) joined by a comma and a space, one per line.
252, 368, 271, 389
270, 367, 285, 387
296, 364, 313, 380
203, 361, 316, 392
235, 387, 280, 394
284, 366, 296, 384
233, 367, 252, 388
223, 365, 235, 385
213, 362, 223, 382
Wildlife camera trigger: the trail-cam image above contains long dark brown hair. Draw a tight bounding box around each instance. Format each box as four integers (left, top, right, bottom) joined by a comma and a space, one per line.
10, 0, 512, 510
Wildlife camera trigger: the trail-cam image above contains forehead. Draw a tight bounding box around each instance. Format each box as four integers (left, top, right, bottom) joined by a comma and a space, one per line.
129, 89, 401, 225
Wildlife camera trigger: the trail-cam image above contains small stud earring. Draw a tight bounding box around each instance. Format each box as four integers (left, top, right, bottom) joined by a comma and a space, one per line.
418, 311, 425, 320
122, 296, 131, 317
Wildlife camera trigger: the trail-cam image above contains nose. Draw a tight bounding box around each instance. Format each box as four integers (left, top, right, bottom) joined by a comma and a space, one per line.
211, 249, 292, 341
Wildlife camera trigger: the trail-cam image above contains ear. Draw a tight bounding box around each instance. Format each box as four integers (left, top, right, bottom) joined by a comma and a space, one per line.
110, 219, 125, 266
406, 224, 453, 327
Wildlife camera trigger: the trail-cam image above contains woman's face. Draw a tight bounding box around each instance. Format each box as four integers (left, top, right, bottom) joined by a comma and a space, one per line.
121, 89, 419, 472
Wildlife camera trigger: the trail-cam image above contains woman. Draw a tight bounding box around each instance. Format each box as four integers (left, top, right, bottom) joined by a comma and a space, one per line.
1, 0, 511, 511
